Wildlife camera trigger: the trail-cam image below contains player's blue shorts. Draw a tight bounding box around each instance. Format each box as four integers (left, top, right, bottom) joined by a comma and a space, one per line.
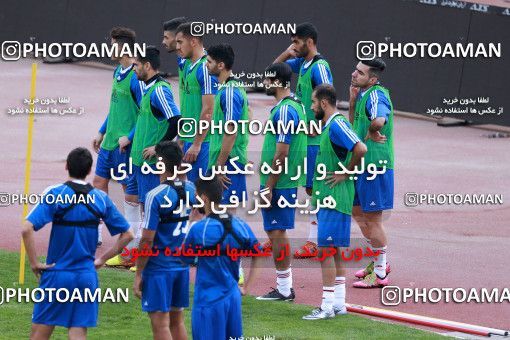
306, 145, 319, 189
32, 270, 98, 328
141, 268, 189, 313
208, 161, 247, 205
192, 289, 242, 340
183, 141, 210, 183
317, 208, 351, 247
95, 146, 131, 185
260, 186, 297, 231
353, 169, 394, 212
127, 164, 161, 203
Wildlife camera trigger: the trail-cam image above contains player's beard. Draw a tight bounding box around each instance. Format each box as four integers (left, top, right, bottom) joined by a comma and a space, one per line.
265, 86, 276, 96
208, 67, 220, 77
314, 107, 325, 121
352, 77, 368, 89
297, 45, 308, 58
136, 69, 147, 81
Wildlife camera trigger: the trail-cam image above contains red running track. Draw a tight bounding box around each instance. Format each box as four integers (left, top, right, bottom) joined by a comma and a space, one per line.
1, 59, 509, 333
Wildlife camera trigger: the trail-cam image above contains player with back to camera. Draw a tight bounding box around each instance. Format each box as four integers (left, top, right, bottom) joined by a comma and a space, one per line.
22, 147, 133, 340
133, 141, 196, 340
182, 177, 262, 340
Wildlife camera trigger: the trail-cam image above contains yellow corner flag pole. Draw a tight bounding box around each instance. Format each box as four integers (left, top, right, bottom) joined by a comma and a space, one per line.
19, 63, 38, 285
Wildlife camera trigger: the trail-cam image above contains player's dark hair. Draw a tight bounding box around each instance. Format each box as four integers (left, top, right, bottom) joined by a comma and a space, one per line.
155, 141, 183, 172
110, 27, 136, 49
314, 84, 337, 106
292, 22, 318, 44
265, 62, 292, 88
207, 44, 235, 70
175, 22, 203, 42
137, 45, 160, 70
361, 58, 386, 78
195, 177, 223, 204
67, 147, 92, 179
163, 17, 187, 32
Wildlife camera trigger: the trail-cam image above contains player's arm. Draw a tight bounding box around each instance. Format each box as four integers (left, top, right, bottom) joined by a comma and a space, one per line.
142, 86, 181, 160
365, 90, 391, 143
238, 222, 262, 295
21, 221, 55, 279
95, 196, 134, 268
216, 89, 244, 167
263, 105, 294, 199
133, 190, 162, 298
242, 255, 262, 295
133, 228, 155, 298
134, 193, 160, 273
21, 187, 59, 279
274, 44, 298, 63
308, 64, 334, 138
265, 143, 289, 193
96, 230, 134, 269
155, 86, 181, 142
94, 67, 118, 152
325, 120, 367, 187
216, 89, 245, 188
183, 64, 217, 163
311, 63, 333, 86
92, 116, 108, 153
348, 142, 367, 171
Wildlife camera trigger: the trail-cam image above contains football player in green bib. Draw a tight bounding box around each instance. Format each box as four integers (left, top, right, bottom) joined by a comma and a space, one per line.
107, 46, 181, 272
175, 23, 218, 182
205, 43, 250, 286
303, 84, 367, 320
274, 23, 334, 259
205, 43, 249, 210
162, 17, 189, 115
130, 46, 181, 206
256, 63, 307, 302
91, 27, 143, 251
349, 58, 394, 288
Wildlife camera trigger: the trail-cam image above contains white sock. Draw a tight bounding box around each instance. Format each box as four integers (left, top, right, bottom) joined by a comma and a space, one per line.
334, 277, 346, 309
321, 286, 335, 311
373, 246, 387, 278
276, 268, 292, 296
123, 201, 141, 252
239, 259, 244, 278
97, 223, 103, 243
307, 215, 318, 242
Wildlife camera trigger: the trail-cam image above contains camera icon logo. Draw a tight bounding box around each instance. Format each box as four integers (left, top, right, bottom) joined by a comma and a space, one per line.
356, 41, 377, 61
2, 41, 21, 61
190, 22, 205, 37
404, 192, 419, 207
381, 286, 401, 306
178, 118, 197, 138
0, 193, 11, 207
